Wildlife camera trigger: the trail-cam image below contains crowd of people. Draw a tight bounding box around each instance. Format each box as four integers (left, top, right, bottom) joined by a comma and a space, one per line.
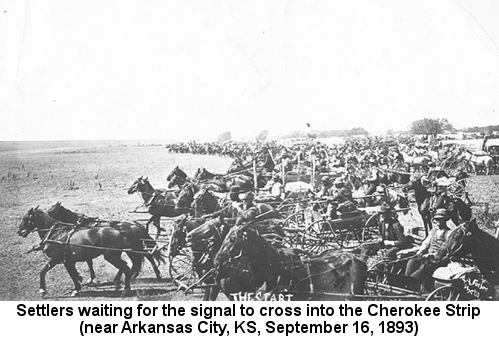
163, 134, 490, 294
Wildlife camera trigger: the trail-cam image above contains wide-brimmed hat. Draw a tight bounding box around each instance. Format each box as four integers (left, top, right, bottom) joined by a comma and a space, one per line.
321, 176, 331, 183
433, 208, 450, 220
229, 185, 243, 194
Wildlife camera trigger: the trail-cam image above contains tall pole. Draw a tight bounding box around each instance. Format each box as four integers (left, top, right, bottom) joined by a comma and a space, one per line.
253, 159, 258, 191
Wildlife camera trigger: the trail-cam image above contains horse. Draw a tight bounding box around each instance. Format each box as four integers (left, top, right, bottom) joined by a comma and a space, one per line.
436, 219, 499, 299
166, 165, 189, 182
18, 207, 142, 297
402, 178, 473, 236
400, 151, 432, 173
402, 178, 433, 237
47, 202, 166, 282
213, 225, 367, 300
192, 188, 221, 217
186, 217, 232, 301
462, 149, 493, 175
128, 176, 188, 238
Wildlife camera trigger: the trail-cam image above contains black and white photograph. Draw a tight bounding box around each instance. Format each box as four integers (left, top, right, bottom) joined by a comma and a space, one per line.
1, 0, 499, 304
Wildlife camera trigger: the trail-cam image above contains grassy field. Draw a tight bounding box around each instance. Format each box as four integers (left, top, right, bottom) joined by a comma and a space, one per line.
1, 143, 498, 301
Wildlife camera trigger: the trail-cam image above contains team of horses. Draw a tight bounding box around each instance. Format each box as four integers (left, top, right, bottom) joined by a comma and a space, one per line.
18, 161, 499, 300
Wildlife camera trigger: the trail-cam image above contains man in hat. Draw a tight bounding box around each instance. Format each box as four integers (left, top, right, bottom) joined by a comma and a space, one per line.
234, 191, 259, 225
325, 177, 356, 219
316, 175, 334, 197
405, 208, 452, 279
377, 203, 413, 260
364, 164, 381, 206
201, 185, 244, 220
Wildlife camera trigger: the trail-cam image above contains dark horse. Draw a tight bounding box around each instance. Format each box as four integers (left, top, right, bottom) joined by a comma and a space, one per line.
192, 188, 221, 217
214, 225, 367, 300
47, 202, 166, 282
128, 176, 188, 238
186, 217, 231, 301
402, 178, 472, 237
436, 219, 499, 299
18, 207, 143, 297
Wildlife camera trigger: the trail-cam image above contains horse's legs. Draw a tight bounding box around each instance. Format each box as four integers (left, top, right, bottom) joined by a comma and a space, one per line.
39, 258, 59, 297
128, 253, 144, 280
150, 215, 163, 238
63, 261, 83, 297
104, 252, 133, 296
86, 260, 96, 284
145, 254, 162, 280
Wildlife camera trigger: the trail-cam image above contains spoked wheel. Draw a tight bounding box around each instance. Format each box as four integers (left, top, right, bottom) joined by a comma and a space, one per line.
169, 247, 198, 291
302, 220, 337, 254
425, 285, 462, 301
362, 213, 380, 243
335, 229, 361, 249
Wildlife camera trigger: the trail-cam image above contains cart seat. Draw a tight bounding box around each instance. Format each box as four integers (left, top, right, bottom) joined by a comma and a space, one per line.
432, 262, 478, 282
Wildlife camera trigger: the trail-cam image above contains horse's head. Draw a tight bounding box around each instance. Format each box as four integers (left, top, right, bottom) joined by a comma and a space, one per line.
169, 215, 189, 258
168, 174, 187, 189
435, 220, 473, 262
167, 166, 187, 182
18, 206, 40, 238
47, 202, 78, 223
128, 176, 148, 194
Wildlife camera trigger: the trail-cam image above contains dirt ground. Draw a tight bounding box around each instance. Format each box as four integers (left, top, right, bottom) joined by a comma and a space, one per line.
1, 143, 498, 301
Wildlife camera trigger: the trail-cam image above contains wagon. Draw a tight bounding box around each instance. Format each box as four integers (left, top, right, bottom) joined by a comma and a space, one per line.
300, 208, 380, 254
364, 248, 489, 301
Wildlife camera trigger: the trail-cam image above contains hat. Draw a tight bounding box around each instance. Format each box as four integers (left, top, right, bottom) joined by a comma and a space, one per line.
229, 185, 243, 194
376, 185, 386, 193
321, 176, 331, 182
238, 191, 254, 200
334, 177, 345, 185
433, 208, 450, 220
379, 203, 393, 214
434, 166, 442, 171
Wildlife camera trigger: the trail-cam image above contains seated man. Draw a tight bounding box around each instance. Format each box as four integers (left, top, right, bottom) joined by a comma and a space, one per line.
202, 185, 243, 220
377, 203, 413, 260
325, 177, 357, 219
405, 208, 451, 280
233, 191, 259, 225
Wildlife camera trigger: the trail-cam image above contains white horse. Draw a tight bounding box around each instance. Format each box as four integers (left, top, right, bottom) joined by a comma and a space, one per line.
463, 149, 492, 175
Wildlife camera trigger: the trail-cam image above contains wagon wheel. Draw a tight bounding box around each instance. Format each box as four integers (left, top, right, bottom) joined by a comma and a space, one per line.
168, 246, 198, 291
301, 219, 337, 254
447, 160, 461, 176
425, 285, 462, 301
280, 210, 307, 248
335, 227, 361, 249
362, 213, 380, 243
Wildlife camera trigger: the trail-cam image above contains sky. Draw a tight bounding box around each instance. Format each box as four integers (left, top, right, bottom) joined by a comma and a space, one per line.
1, 0, 499, 141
